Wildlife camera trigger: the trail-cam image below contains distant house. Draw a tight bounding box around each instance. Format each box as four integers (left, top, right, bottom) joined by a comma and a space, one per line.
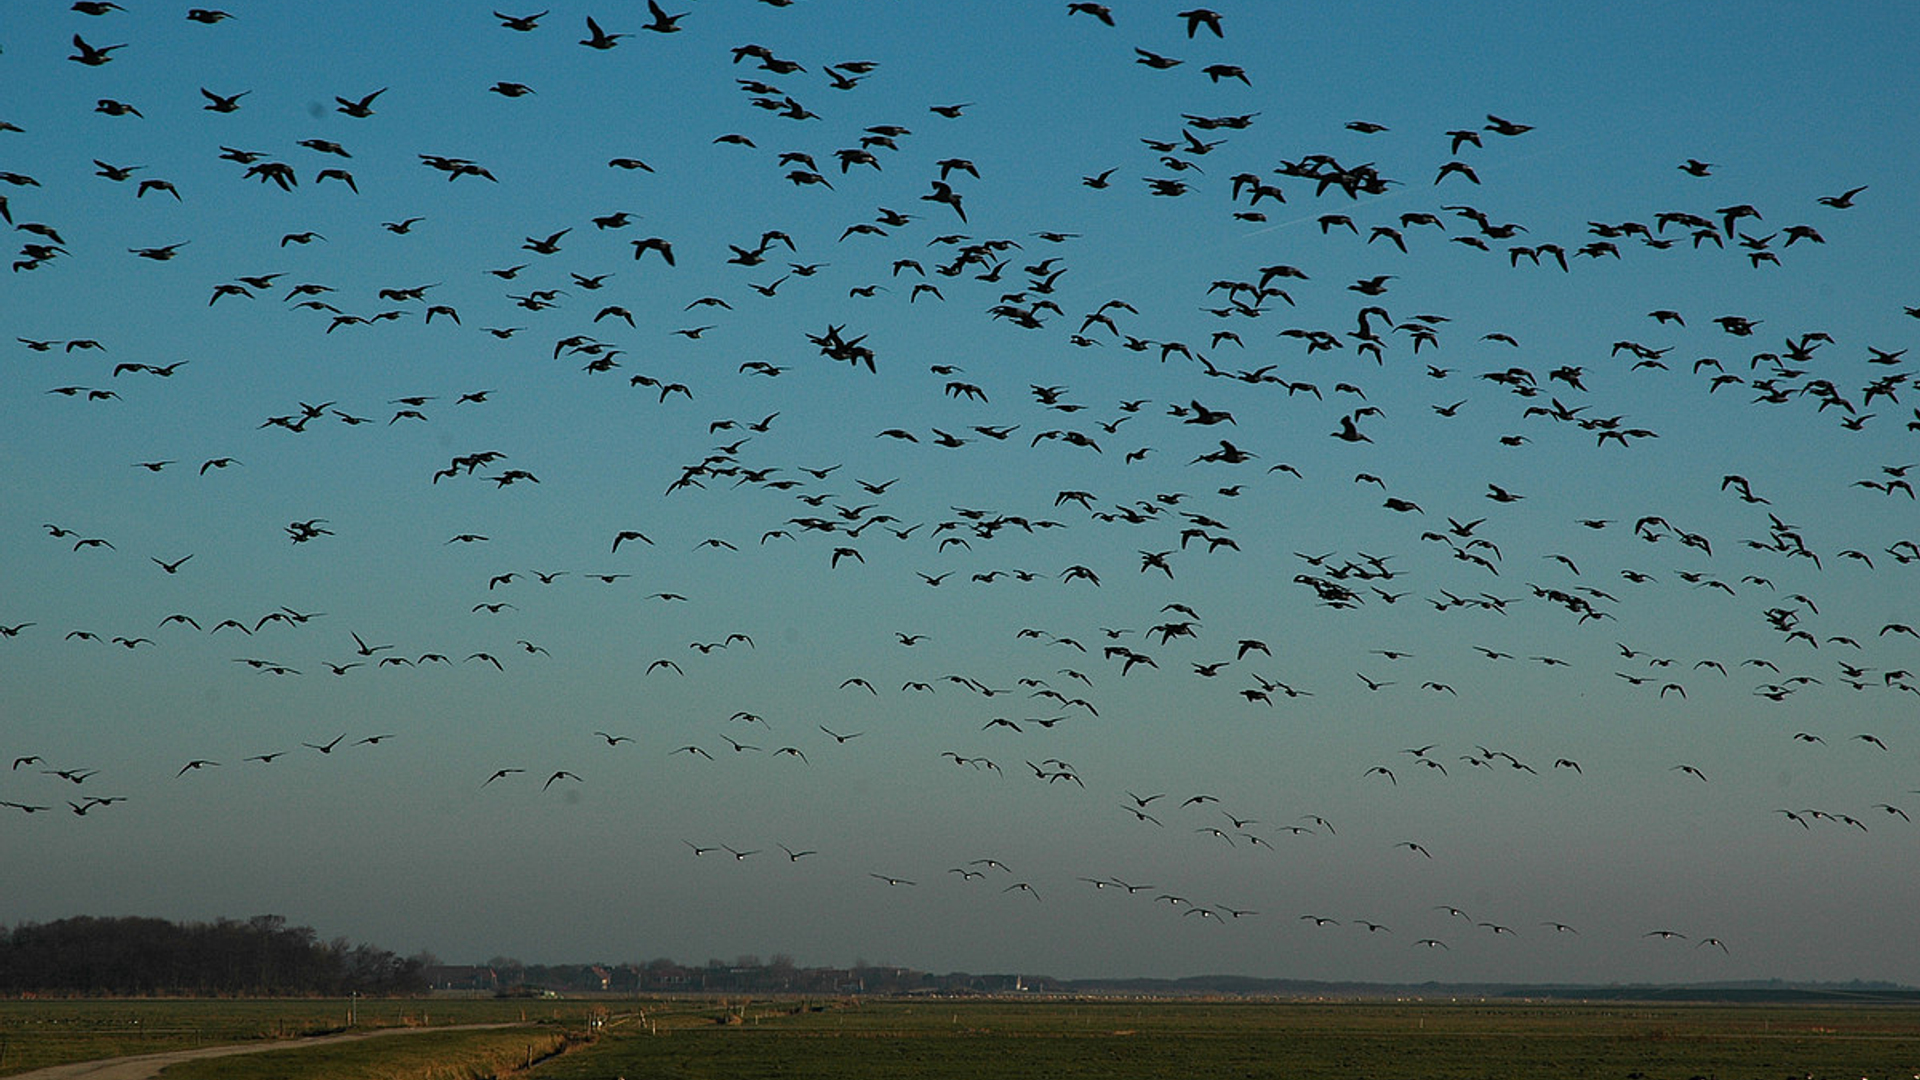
632, 961, 691, 990
423, 965, 498, 991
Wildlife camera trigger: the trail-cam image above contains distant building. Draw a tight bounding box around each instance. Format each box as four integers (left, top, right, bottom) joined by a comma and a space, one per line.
422, 965, 498, 991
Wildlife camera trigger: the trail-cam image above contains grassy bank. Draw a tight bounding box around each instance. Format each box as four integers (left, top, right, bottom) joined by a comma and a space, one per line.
161, 1027, 576, 1080
0, 998, 571, 1076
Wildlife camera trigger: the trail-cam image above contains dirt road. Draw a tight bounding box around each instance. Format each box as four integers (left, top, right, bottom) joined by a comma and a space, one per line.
5, 1022, 528, 1080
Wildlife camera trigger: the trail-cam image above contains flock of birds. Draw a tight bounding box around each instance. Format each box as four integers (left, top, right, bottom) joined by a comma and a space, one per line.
5, 2, 1919, 975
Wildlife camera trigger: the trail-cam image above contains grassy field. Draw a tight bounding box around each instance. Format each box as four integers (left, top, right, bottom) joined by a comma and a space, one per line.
530, 998, 1920, 1080
156, 1026, 578, 1080
0, 998, 576, 1076
3, 998, 1918, 1080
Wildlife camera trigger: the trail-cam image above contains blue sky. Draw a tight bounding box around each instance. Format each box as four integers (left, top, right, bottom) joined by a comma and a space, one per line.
4, 0, 1920, 984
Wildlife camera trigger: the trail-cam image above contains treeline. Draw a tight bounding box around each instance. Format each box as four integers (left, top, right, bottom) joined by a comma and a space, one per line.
437, 955, 1044, 997
0, 915, 427, 995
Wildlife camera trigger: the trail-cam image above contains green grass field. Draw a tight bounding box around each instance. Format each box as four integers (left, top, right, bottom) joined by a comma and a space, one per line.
4, 998, 1918, 1080
536, 999, 1920, 1080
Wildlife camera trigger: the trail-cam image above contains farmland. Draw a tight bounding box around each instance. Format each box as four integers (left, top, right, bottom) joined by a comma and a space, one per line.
5, 998, 1918, 1080
536, 999, 1920, 1080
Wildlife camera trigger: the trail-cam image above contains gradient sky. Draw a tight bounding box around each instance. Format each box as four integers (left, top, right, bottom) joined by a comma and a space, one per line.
5, 1, 1920, 986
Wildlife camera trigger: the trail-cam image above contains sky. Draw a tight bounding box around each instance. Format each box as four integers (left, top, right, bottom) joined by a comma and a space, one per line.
4, 0, 1920, 987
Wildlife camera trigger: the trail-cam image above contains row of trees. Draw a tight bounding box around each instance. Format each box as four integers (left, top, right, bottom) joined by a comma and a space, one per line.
0, 915, 427, 995
455, 955, 1041, 996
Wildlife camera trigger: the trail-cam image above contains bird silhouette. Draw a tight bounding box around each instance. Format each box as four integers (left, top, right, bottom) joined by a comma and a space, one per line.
579, 16, 625, 49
